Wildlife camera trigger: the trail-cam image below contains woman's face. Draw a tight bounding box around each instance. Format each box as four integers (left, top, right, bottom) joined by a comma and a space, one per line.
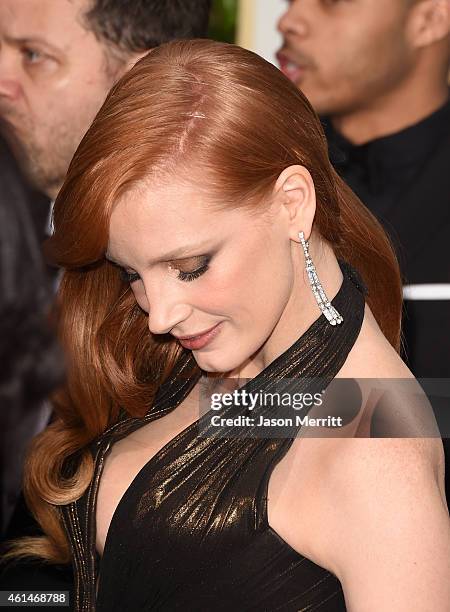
107, 175, 308, 377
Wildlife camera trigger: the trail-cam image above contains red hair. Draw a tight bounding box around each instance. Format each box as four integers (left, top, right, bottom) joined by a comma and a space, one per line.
7, 39, 402, 563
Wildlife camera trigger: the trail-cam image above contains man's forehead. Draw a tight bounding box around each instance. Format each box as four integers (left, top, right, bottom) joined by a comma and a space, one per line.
0, 0, 90, 49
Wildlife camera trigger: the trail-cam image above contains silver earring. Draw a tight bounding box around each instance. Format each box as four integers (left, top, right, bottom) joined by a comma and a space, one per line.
299, 231, 343, 326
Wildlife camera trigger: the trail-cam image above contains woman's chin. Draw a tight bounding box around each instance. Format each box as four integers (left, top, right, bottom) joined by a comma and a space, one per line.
192, 353, 240, 376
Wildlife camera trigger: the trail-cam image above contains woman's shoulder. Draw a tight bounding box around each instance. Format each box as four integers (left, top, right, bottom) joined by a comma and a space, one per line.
323, 304, 445, 502
293, 389, 448, 606
336, 303, 413, 380
307, 433, 450, 609
275, 417, 447, 598
288, 303, 448, 587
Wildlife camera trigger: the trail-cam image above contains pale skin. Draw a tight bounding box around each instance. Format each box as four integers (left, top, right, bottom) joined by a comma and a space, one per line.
277, 0, 450, 144
99, 166, 450, 610
0, 0, 143, 198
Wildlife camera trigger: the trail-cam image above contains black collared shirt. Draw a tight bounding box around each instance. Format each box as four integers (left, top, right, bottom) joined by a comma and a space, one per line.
322, 97, 450, 378
323, 96, 450, 227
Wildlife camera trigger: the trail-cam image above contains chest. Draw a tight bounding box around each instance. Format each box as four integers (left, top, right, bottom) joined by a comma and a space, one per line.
96, 391, 202, 556
94, 388, 348, 572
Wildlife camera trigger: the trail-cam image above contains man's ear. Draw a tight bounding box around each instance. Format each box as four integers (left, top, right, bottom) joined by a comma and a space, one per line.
105, 48, 149, 84
123, 50, 149, 72
273, 165, 317, 242
407, 0, 450, 48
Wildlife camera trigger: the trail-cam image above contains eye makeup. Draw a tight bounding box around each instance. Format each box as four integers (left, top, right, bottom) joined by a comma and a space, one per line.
118, 255, 211, 285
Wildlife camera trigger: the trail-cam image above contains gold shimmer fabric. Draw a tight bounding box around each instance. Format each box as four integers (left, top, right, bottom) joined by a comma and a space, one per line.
61, 260, 367, 611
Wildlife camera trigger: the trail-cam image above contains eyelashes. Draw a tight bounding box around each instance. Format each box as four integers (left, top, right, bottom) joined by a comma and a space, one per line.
177, 262, 210, 282
118, 257, 211, 285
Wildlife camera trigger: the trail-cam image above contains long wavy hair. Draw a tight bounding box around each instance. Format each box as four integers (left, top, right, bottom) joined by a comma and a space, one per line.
7, 39, 402, 564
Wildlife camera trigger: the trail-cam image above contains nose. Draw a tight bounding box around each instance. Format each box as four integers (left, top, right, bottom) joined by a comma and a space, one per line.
0, 51, 22, 102
145, 283, 194, 336
0, 78, 21, 102
277, 1, 310, 38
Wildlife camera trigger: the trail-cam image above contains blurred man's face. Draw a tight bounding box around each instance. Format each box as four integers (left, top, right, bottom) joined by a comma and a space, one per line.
277, 0, 417, 117
0, 0, 119, 198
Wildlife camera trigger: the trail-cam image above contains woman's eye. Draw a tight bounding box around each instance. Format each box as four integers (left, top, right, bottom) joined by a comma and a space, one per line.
118, 256, 211, 285
177, 262, 210, 282
174, 255, 211, 282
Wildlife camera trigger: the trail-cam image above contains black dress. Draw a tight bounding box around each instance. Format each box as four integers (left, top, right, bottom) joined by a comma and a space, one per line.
61, 260, 368, 611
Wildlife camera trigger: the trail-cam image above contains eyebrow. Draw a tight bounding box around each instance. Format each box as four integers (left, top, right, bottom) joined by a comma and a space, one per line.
105, 240, 213, 267
5, 35, 64, 55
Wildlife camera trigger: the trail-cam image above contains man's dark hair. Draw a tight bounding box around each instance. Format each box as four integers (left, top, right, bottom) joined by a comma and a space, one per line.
85, 0, 213, 53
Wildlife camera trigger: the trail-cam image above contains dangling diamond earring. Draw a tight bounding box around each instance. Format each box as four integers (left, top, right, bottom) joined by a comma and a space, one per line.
299, 231, 343, 326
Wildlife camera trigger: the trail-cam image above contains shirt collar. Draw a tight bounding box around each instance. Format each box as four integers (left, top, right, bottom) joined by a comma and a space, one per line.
323, 95, 450, 189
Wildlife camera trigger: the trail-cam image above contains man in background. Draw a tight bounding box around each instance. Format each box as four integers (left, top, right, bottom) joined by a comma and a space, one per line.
0, 135, 64, 537
277, 0, 450, 378
0, 0, 212, 238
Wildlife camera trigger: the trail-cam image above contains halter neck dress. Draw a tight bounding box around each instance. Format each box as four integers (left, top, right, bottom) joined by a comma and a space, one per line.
61, 260, 368, 611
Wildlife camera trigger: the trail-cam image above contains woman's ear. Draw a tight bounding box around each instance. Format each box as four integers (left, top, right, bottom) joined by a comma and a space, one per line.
273, 165, 317, 242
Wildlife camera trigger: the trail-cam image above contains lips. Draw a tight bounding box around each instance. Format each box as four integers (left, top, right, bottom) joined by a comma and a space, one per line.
276, 52, 309, 84
176, 323, 222, 350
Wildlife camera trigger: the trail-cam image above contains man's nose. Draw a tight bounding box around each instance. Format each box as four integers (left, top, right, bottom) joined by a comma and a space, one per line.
0, 70, 22, 102
0, 78, 21, 101
0, 53, 22, 101
277, 2, 310, 38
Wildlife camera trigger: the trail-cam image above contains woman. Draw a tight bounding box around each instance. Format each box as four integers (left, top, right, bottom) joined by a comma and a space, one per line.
7, 40, 449, 611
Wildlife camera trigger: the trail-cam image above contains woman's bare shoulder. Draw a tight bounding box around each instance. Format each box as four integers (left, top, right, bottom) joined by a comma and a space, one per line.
312, 435, 450, 609
290, 302, 449, 601
336, 303, 413, 379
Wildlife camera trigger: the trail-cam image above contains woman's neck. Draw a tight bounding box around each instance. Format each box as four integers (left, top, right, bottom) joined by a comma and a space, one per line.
224, 237, 343, 380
